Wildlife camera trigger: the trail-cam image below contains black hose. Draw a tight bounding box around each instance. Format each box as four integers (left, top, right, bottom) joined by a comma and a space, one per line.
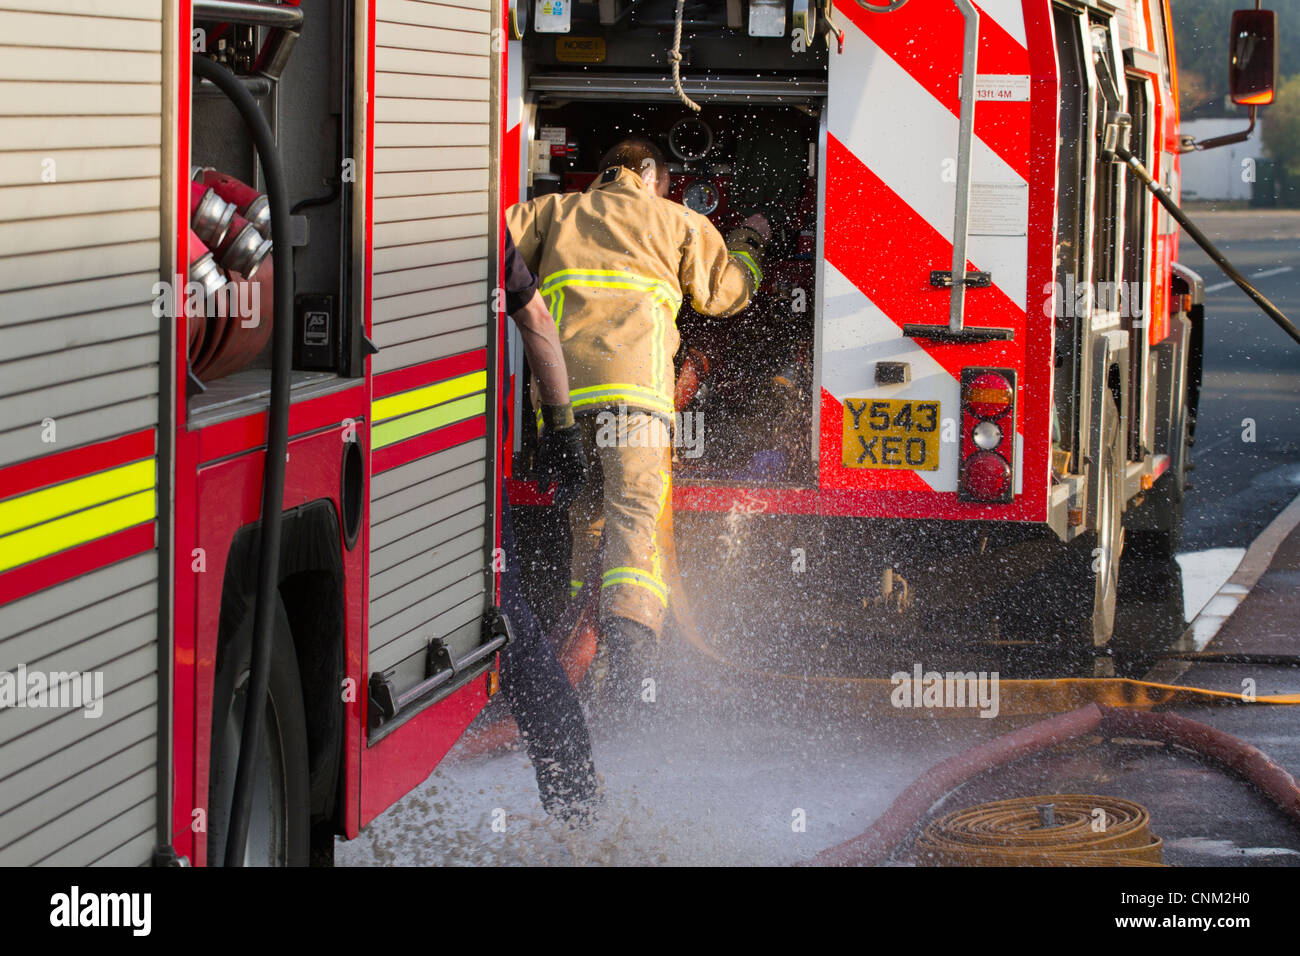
1116, 144, 1300, 347
193, 55, 295, 867
1158, 652, 1300, 667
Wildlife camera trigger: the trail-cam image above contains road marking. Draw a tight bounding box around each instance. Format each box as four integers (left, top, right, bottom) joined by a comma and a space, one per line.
1204, 265, 1293, 293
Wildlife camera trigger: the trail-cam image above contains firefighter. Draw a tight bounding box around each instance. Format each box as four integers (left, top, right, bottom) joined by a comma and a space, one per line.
508, 136, 769, 711
498, 230, 598, 823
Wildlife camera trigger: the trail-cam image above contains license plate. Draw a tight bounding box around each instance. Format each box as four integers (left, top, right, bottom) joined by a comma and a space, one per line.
842, 399, 940, 471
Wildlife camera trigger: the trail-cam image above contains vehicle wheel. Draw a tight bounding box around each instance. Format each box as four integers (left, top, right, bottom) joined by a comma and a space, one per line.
1130, 405, 1188, 558
208, 596, 310, 866
1089, 393, 1125, 655
1043, 395, 1124, 675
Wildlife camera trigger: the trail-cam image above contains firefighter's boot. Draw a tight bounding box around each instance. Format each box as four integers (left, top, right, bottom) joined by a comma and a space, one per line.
534, 749, 601, 827
597, 615, 660, 721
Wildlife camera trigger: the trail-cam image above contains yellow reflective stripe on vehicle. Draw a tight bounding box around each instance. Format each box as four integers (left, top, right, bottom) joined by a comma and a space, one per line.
601, 566, 669, 606
0, 458, 155, 538
371, 371, 486, 424
371, 394, 486, 449
0, 490, 156, 574
731, 250, 762, 286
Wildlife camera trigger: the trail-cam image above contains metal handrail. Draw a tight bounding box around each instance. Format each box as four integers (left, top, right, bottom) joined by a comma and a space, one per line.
948, 0, 980, 333
193, 0, 304, 29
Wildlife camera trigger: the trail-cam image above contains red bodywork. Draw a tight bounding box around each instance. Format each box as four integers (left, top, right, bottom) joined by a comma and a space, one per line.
163, 0, 501, 863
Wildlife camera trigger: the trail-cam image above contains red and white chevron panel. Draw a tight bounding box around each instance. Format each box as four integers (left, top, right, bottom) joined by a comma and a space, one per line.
819, 0, 1056, 521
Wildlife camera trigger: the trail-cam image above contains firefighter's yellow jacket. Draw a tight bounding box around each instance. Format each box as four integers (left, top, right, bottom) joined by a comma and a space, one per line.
507, 165, 764, 419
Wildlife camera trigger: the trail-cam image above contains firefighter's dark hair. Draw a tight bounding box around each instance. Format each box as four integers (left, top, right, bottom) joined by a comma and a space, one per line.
599, 136, 669, 196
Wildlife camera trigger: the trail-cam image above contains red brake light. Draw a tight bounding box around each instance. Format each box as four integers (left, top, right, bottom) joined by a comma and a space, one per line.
962, 451, 1012, 501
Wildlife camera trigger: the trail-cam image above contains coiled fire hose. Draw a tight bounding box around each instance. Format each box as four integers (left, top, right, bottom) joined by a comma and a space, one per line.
914, 794, 1164, 866
808, 703, 1300, 866
193, 54, 294, 867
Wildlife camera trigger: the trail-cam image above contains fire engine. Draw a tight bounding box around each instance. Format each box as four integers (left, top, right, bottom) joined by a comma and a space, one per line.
502, 0, 1285, 675
0, 0, 1284, 867
0, 0, 510, 866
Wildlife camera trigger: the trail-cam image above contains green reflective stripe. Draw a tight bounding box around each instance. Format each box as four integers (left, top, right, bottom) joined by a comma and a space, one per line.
0, 490, 155, 575
731, 250, 762, 286
0, 458, 155, 537
601, 566, 669, 606
569, 579, 584, 596
602, 565, 667, 594
570, 383, 673, 415
546, 287, 565, 328
372, 371, 487, 423
601, 575, 668, 607
539, 269, 682, 312
371, 394, 485, 449
650, 296, 664, 396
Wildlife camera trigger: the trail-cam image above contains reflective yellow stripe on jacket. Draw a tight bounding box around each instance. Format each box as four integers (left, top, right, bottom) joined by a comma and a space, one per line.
730, 250, 762, 287
539, 269, 682, 417
601, 566, 669, 607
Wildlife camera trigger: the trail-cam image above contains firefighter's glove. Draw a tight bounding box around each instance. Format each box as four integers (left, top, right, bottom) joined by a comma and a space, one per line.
536, 406, 588, 510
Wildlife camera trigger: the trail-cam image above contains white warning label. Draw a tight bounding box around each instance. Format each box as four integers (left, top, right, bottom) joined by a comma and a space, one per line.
961, 74, 1032, 102
968, 182, 1028, 236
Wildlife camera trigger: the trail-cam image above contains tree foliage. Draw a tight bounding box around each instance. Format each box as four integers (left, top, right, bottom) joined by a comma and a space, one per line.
1262, 72, 1300, 178
1169, 0, 1300, 118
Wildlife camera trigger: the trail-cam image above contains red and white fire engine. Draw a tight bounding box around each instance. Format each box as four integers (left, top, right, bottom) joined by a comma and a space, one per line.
0, 0, 1284, 866
503, 0, 1284, 676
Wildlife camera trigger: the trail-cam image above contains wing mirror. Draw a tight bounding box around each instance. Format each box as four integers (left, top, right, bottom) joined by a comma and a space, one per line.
1181, 8, 1280, 152
1229, 9, 1278, 106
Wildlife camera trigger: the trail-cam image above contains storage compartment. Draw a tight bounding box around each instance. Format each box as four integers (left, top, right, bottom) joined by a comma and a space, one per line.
187, 0, 361, 423
515, 5, 828, 485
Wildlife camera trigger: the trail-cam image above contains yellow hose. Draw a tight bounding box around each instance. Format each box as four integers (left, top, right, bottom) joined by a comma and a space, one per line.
914, 795, 1164, 866
661, 511, 1300, 715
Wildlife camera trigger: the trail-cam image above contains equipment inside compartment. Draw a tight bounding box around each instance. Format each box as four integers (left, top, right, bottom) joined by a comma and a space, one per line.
186, 0, 357, 415
526, 102, 821, 485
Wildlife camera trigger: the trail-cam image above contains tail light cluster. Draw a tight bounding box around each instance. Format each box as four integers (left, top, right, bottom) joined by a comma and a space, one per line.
959, 368, 1016, 503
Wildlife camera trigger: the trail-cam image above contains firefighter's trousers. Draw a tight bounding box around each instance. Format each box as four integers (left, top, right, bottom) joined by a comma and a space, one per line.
569, 410, 672, 635
498, 478, 596, 812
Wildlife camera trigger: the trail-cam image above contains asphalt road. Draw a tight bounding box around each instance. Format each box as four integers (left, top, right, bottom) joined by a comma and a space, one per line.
1174, 208, 1300, 552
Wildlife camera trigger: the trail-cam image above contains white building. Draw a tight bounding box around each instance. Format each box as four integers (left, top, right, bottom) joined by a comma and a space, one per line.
1178, 117, 1266, 202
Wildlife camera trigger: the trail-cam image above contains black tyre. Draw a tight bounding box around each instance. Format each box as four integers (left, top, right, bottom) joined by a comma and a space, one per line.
208, 597, 310, 866
1129, 404, 1189, 558
1042, 394, 1124, 675
1089, 393, 1124, 653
